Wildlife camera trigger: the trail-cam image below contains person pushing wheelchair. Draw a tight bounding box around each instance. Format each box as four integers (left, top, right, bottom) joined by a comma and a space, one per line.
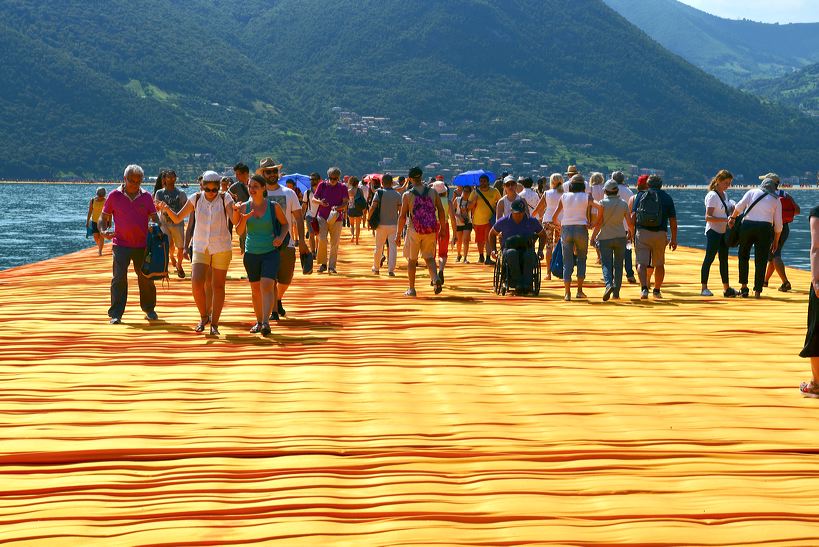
489, 198, 548, 296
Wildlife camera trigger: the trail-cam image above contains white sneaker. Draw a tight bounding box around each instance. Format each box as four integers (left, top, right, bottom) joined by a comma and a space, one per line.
700, 289, 713, 297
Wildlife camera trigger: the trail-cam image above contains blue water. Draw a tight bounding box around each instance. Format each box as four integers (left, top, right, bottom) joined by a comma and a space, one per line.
0, 183, 815, 271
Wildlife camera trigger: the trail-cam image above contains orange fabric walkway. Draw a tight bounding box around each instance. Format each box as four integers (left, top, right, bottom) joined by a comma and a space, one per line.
1, 234, 818, 545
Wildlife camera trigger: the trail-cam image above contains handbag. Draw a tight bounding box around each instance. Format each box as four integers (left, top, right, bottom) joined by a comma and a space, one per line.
550, 240, 564, 275
726, 192, 768, 248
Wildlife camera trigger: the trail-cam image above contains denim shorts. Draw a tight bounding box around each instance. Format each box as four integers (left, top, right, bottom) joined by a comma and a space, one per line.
243, 250, 280, 282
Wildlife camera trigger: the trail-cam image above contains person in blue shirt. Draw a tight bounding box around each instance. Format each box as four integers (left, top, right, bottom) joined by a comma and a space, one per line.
488, 199, 547, 295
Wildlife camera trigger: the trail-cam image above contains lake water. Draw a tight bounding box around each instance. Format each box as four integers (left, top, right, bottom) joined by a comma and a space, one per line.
0, 183, 815, 271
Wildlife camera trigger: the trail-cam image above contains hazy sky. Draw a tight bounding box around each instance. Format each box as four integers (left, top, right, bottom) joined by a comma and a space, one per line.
678, 0, 819, 23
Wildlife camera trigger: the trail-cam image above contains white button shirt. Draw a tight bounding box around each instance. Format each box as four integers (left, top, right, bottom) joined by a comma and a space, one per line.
192, 192, 234, 254
734, 188, 783, 233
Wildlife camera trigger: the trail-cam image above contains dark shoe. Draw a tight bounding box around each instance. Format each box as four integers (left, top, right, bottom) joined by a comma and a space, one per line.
779, 282, 792, 293
479, 255, 485, 263
640, 288, 649, 300
277, 300, 286, 317
109, 317, 121, 325
260, 323, 271, 336
404, 288, 417, 297
270, 310, 279, 321
627, 276, 637, 284
613, 289, 621, 300
434, 276, 443, 294
603, 285, 613, 302
438, 269, 445, 285
740, 287, 750, 298
484, 257, 495, 266
723, 287, 737, 298
388, 271, 396, 277
380, 255, 386, 267
754, 290, 762, 299
318, 264, 327, 273
177, 266, 185, 279
145, 311, 159, 321
457, 255, 462, 262
763, 281, 769, 287
652, 289, 663, 300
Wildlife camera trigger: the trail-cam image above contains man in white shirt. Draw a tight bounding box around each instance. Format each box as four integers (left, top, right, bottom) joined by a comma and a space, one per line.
518, 177, 541, 221
259, 158, 310, 320
727, 178, 783, 298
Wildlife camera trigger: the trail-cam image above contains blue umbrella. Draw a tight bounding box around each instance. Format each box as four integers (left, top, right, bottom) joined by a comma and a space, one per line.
280, 173, 311, 193
453, 169, 497, 187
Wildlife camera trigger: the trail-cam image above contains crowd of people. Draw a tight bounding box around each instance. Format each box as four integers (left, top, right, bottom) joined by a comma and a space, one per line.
93, 160, 819, 396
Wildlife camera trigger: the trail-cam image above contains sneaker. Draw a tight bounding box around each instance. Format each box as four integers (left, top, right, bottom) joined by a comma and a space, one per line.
318, 264, 327, 273
328, 268, 337, 274
576, 290, 587, 299
145, 311, 159, 321
652, 289, 663, 300
700, 288, 713, 297
404, 288, 417, 297
109, 317, 121, 325
800, 381, 819, 398
627, 276, 637, 285
723, 288, 737, 298
388, 271, 396, 277
479, 255, 485, 263
269, 310, 279, 321
779, 282, 792, 293
740, 287, 750, 298
754, 290, 762, 299
563, 293, 571, 301
485, 257, 496, 266
277, 301, 286, 317
438, 269, 445, 285
603, 285, 613, 302
457, 255, 462, 262
463, 258, 470, 264
640, 288, 649, 299
434, 276, 443, 295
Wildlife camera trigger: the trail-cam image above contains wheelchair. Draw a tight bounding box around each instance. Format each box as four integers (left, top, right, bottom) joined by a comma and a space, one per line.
493, 238, 541, 296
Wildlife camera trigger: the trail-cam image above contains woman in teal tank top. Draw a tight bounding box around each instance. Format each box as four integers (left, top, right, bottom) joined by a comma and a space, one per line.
235, 175, 290, 335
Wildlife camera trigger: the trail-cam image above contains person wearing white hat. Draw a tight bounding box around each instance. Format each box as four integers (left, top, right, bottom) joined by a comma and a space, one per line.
496, 175, 522, 220
156, 170, 240, 335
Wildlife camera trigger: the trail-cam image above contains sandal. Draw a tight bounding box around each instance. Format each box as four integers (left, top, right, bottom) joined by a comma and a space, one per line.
404, 288, 417, 297
209, 325, 220, 336
800, 381, 819, 398
194, 317, 210, 333
260, 323, 271, 336
249, 322, 262, 334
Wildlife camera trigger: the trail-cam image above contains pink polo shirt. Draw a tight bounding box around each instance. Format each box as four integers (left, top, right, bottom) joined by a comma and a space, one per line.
102, 187, 157, 248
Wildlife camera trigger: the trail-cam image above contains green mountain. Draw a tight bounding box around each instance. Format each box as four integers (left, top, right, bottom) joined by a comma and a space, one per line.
744, 63, 819, 115
603, 0, 819, 86
2, 0, 819, 181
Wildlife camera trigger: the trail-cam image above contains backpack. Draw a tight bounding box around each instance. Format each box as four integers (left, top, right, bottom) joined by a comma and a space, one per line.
780, 192, 797, 224
409, 186, 439, 234
354, 188, 368, 212
142, 223, 170, 279
368, 189, 383, 230
636, 189, 662, 228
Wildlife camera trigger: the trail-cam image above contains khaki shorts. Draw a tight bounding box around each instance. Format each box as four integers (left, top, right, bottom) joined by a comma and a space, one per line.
161, 222, 185, 248
192, 249, 232, 270
404, 229, 436, 261
635, 229, 667, 268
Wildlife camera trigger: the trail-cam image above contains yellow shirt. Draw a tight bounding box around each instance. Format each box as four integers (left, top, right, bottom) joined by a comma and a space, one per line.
91, 198, 105, 222
469, 187, 501, 225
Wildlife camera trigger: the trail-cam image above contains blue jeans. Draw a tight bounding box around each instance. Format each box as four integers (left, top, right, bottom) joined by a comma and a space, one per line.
599, 237, 627, 289
109, 245, 156, 319
561, 225, 588, 281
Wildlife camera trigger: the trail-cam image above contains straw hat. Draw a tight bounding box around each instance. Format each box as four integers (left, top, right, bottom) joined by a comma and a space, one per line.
565, 165, 581, 177
256, 157, 282, 175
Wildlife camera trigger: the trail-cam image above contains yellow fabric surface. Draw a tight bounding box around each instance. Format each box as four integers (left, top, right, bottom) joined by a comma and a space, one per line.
1, 235, 818, 545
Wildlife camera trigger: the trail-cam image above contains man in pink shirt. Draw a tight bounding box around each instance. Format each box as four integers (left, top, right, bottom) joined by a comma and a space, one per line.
99, 164, 161, 324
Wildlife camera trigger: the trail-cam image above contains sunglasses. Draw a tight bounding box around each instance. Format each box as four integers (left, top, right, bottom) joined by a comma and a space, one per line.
203, 187, 219, 193
329, 176, 340, 181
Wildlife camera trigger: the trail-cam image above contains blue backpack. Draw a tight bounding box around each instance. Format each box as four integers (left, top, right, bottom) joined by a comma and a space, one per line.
141, 223, 170, 279
550, 241, 563, 275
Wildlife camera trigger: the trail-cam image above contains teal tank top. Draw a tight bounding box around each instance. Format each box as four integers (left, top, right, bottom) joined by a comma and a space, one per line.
244, 201, 275, 254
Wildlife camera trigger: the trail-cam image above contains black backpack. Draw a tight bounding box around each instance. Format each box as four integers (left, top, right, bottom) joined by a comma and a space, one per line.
636, 189, 662, 228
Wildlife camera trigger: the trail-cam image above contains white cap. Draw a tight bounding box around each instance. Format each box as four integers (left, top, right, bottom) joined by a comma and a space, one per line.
432, 181, 447, 194
202, 170, 221, 182
503, 175, 516, 184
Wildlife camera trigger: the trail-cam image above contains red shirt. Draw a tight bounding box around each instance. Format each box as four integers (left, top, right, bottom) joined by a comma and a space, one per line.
102, 188, 157, 248
314, 181, 349, 220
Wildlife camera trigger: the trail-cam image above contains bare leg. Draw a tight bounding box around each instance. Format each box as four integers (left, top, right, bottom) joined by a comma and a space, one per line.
260, 278, 276, 325
191, 263, 210, 322
210, 268, 228, 327
812, 357, 819, 383
654, 265, 666, 290
249, 282, 262, 323
204, 267, 213, 318
407, 259, 418, 291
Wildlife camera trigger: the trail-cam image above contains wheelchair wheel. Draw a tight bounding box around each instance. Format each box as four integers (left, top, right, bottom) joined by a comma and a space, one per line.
532, 256, 541, 296
493, 255, 509, 295
493, 255, 503, 295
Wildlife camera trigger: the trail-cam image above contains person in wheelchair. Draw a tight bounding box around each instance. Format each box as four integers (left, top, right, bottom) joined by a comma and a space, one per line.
488, 199, 548, 295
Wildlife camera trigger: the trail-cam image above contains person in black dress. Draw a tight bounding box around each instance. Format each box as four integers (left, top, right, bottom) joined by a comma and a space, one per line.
799, 205, 819, 397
